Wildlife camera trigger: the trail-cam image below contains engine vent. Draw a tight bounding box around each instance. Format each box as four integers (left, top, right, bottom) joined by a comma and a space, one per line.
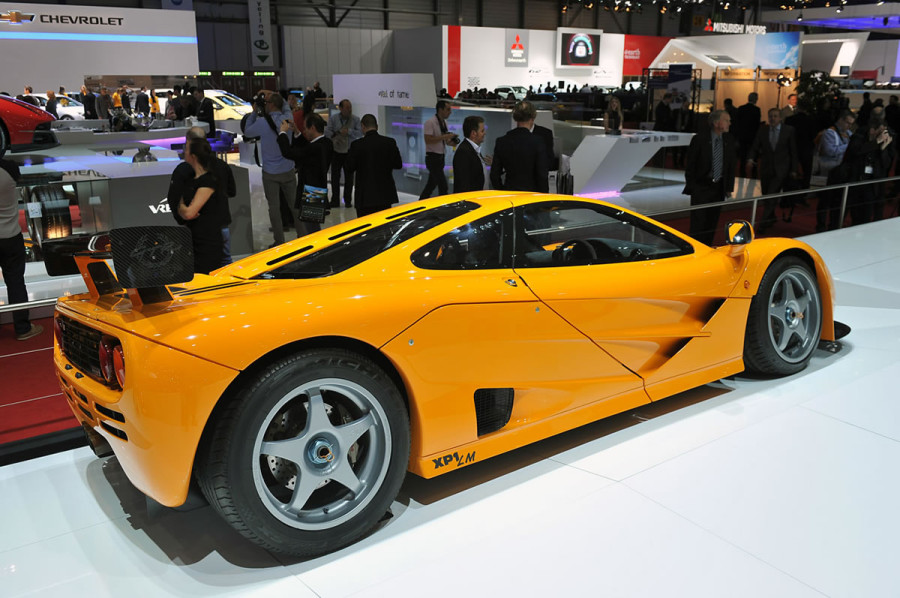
95, 404, 126, 423
58, 315, 102, 380
100, 421, 128, 442
474, 388, 514, 436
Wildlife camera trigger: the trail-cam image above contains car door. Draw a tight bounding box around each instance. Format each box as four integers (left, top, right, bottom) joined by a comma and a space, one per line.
383, 207, 647, 455
512, 200, 748, 400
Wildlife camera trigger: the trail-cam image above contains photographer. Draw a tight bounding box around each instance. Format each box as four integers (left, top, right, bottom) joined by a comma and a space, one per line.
419, 100, 459, 199
842, 116, 894, 225
243, 90, 298, 246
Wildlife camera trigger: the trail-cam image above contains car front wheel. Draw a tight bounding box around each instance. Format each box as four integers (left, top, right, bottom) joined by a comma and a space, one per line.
743, 256, 822, 376
197, 349, 409, 557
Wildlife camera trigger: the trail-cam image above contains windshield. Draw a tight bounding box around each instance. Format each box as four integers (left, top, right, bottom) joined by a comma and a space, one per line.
214, 94, 247, 107
257, 201, 481, 279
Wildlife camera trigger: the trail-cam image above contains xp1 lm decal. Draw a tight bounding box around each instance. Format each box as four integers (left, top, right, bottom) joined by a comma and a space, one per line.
149, 199, 171, 214
433, 451, 476, 469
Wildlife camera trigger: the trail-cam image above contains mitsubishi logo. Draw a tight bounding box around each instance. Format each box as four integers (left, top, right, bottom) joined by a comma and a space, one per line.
704, 18, 714, 32
511, 34, 524, 51
0, 10, 36, 24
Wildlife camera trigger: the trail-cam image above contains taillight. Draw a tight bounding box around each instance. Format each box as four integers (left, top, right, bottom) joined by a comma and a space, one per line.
113, 345, 125, 388
53, 313, 63, 347
98, 337, 115, 384
98, 336, 124, 388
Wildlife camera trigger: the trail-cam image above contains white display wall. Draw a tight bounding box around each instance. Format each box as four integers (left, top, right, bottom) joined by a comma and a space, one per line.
0, 2, 198, 93
849, 38, 898, 82
448, 26, 626, 93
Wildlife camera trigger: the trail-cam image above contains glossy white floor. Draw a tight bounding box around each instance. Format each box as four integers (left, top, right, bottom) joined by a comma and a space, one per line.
3, 218, 899, 598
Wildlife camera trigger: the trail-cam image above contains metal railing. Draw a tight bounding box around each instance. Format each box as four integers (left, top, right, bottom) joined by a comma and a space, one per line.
646, 173, 900, 232
2, 174, 898, 314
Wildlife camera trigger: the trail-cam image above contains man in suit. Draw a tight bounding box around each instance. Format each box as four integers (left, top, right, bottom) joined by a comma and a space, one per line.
325, 99, 362, 207
683, 110, 736, 246
735, 92, 761, 174
453, 115, 489, 193
80, 85, 98, 120
654, 93, 674, 131
746, 108, 798, 233
135, 87, 151, 116
490, 101, 549, 193
780, 93, 798, 121
346, 114, 402, 217
532, 121, 556, 171
278, 113, 333, 236
193, 88, 216, 138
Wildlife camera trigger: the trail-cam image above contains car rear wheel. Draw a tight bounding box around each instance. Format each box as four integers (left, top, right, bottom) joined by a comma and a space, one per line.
743, 256, 822, 376
60, 114, 74, 120
197, 349, 409, 557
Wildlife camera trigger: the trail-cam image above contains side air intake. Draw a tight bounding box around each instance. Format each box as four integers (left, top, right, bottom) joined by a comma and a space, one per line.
474, 388, 514, 436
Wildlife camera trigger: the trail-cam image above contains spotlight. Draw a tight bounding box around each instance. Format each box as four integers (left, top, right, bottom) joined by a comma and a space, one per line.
884, 16, 890, 25
797, 11, 803, 20
836, 5, 842, 12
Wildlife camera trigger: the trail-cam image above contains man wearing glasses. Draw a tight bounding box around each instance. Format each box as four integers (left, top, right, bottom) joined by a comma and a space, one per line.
244, 91, 297, 246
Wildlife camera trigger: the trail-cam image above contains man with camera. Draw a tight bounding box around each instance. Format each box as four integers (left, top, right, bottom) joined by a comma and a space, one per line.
842, 116, 895, 225
243, 91, 298, 246
419, 100, 459, 199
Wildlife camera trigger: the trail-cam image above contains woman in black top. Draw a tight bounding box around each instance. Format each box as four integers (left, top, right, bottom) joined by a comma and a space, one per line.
177, 137, 225, 274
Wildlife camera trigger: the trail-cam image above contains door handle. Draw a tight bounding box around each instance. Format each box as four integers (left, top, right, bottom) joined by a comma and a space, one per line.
504, 278, 518, 287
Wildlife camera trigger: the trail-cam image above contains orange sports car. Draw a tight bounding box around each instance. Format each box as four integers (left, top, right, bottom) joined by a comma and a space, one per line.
54, 191, 842, 557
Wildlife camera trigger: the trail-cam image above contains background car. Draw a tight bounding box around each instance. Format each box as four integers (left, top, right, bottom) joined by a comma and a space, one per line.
32, 93, 85, 120
53, 192, 841, 559
0, 94, 58, 158
154, 88, 252, 120
494, 85, 528, 100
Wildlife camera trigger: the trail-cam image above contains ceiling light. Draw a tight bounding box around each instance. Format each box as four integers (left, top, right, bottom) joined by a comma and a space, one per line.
836, 5, 842, 12
797, 12, 803, 20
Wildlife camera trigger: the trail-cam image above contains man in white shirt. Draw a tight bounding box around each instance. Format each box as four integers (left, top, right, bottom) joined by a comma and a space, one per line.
324, 99, 362, 207
419, 100, 459, 199
0, 159, 42, 340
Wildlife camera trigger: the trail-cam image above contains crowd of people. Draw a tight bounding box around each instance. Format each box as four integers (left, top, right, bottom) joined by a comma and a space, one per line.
684, 90, 898, 242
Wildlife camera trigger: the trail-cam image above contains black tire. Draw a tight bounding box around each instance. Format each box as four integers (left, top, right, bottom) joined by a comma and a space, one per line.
196, 348, 409, 557
60, 114, 74, 120
744, 256, 822, 376
0, 121, 9, 159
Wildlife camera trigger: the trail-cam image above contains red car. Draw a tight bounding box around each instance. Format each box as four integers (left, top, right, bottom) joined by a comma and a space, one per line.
0, 94, 58, 158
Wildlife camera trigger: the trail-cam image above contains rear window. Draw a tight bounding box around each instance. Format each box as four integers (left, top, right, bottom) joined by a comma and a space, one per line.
257, 201, 480, 279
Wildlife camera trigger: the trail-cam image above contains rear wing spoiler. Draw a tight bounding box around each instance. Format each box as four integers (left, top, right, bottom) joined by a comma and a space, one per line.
43, 226, 195, 307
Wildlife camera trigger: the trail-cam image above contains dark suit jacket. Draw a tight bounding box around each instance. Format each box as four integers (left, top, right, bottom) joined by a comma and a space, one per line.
749, 124, 798, 184
347, 130, 402, 208
735, 103, 761, 147
196, 98, 217, 138
490, 127, 549, 193
683, 128, 736, 197
135, 92, 150, 115
654, 102, 673, 131
81, 93, 98, 119
277, 132, 333, 204
452, 139, 484, 193
532, 124, 557, 170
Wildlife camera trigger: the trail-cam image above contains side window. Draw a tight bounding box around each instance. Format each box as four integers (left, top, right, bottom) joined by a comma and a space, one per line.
513, 201, 692, 268
412, 210, 512, 270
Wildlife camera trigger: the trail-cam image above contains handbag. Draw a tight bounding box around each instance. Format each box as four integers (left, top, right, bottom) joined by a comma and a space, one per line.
299, 185, 328, 223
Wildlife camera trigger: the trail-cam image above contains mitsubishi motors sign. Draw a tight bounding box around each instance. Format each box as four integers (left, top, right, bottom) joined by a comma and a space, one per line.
623, 35, 671, 76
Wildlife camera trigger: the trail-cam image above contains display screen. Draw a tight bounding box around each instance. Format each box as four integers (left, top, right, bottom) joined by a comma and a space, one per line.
558, 32, 600, 67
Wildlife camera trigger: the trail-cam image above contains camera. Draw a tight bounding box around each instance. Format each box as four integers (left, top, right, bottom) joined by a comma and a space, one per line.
254, 93, 267, 114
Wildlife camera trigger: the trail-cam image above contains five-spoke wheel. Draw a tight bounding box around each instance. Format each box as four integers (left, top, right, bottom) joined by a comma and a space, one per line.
197, 349, 409, 557
744, 256, 822, 375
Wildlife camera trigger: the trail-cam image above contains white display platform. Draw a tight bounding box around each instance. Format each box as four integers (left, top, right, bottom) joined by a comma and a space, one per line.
2, 218, 899, 596
570, 129, 695, 196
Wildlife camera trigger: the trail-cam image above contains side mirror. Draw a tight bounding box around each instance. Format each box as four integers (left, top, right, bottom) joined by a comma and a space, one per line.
725, 220, 753, 246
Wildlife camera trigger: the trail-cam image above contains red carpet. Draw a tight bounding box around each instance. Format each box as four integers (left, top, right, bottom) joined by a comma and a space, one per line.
0, 317, 78, 444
